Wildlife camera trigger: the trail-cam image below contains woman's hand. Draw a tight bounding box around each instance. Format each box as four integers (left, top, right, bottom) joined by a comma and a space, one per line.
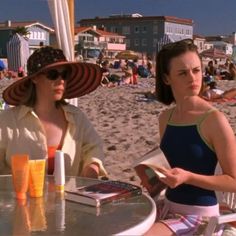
81, 163, 100, 179
157, 167, 191, 188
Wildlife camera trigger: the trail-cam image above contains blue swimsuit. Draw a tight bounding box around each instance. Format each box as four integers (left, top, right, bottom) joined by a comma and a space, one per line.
160, 108, 218, 206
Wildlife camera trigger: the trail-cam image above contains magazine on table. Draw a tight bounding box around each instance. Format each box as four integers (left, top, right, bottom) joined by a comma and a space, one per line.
133, 147, 170, 198
65, 180, 142, 207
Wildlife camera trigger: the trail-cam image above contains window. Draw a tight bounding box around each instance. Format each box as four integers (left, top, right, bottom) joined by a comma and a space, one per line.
29, 32, 33, 39
122, 26, 130, 35
41, 32, 46, 40
142, 26, 147, 33
142, 39, 147, 46
186, 29, 192, 36
111, 26, 118, 33
125, 39, 130, 48
33, 32, 37, 39
153, 38, 158, 47
153, 25, 158, 34
134, 38, 139, 46
199, 42, 203, 50
135, 26, 139, 33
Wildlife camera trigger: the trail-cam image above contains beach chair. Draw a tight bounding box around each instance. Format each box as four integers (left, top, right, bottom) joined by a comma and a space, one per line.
204, 164, 236, 235
204, 192, 236, 235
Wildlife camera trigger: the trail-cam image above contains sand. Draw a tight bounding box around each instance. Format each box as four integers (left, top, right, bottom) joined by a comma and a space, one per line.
77, 78, 236, 186
1, 76, 236, 187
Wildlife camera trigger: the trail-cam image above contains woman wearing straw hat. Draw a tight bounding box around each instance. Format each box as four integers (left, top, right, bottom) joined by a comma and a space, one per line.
0, 46, 107, 178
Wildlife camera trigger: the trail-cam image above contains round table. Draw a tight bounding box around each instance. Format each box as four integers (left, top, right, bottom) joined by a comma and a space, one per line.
0, 175, 156, 236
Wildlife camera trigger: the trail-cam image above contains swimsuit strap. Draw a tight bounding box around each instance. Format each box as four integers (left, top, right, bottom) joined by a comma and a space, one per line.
197, 108, 217, 126
167, 107, 175, 123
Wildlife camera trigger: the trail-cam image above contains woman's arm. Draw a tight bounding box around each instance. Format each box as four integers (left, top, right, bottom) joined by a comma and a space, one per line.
80, 114, 107, 178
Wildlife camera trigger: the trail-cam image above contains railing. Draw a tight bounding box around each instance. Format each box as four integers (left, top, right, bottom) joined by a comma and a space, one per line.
82, 41, 125, 49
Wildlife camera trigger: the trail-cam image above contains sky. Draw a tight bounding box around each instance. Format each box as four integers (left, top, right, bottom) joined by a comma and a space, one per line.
0, 0, 236, 36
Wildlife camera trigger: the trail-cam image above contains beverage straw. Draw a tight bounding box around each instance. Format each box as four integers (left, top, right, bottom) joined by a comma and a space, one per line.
54, 150, 65, 192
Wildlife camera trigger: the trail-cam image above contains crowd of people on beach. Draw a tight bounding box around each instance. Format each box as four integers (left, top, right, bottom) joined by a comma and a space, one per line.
100, 57, 154, 87
204, 58, 236, 81
200, 58, 236, 102
0, 59, 26, 80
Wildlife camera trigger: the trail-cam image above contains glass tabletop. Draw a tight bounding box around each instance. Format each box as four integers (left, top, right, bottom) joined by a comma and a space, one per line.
0, 175, 156, 236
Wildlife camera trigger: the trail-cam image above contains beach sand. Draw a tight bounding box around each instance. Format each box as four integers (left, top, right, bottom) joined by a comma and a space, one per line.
77, 78, 236, 187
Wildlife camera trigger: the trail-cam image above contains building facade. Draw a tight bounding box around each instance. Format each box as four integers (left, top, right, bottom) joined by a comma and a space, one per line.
74, 26, 126, 59
79, 14, 193, 57
0, 20, 54, 57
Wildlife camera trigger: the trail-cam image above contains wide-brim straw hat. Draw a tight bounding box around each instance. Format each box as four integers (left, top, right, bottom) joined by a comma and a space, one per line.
3, 46, 102, 106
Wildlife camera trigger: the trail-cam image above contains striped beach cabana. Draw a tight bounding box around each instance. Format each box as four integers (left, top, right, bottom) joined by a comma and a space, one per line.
7, 33, 29, 72
157, 34, 175, 53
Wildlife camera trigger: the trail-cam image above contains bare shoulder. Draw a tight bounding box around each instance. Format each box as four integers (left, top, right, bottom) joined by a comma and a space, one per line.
201, 109, 233, 138
205, 109, 229, 125
158, 107, 175, 139
158, 107, 174, 123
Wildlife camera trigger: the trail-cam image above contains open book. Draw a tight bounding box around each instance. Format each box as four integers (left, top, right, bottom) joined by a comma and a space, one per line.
133, 147, 171, 198
65, 180, 142, 207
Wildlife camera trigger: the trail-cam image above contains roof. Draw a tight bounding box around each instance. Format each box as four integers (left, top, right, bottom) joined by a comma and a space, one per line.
74, 26, 125, 38
0, 21, 54, 32
79, 15, 193, 26
193, 34, 205, 39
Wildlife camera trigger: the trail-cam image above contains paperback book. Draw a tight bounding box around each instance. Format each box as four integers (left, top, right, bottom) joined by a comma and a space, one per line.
133, 147, 170, 198
65, 180, 142, 207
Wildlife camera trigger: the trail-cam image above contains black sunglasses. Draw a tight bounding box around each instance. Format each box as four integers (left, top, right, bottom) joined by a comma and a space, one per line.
45, 68, 71, 81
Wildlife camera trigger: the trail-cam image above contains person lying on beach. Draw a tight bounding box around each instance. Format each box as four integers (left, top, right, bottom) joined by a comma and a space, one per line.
100, 61, 122, 87
201, 81, 236, 102
0, 46, 107, 178
144, 39, 236, 236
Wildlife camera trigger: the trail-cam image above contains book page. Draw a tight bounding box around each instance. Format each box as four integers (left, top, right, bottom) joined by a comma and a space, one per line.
133, 147, 170, 178
133, 147, 169, 197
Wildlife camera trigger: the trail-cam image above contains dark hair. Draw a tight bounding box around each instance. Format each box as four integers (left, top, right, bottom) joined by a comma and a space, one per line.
21, 79, 67, 107
208, 81, 217, 89
156, 39, 201, 105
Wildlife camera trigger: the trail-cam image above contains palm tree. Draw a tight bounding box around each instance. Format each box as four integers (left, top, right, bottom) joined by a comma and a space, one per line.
13, 26, 29, 39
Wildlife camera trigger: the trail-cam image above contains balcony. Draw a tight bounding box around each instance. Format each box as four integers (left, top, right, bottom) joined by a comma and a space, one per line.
80, 41, 126, 51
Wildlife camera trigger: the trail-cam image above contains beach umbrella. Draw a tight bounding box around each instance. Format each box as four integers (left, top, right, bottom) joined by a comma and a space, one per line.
47, 0, 74, 61
200, 48, 228, 59
115, 50, 139, 60
157, 34, 174, 53
47, 0, 78, 106
6, 33, 29, 72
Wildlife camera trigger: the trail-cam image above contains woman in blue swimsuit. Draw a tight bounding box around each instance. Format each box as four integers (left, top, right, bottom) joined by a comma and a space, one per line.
145, 39, 236, 236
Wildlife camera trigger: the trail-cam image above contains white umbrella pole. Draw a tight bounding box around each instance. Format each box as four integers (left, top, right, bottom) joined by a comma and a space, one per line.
48, 0, 74, 61
48, 0, 78, 106
67, 0, 75, 61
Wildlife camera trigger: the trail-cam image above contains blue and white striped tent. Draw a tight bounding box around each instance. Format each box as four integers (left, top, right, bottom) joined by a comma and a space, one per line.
7, 33, 29, 72
157, 34, 175, 53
